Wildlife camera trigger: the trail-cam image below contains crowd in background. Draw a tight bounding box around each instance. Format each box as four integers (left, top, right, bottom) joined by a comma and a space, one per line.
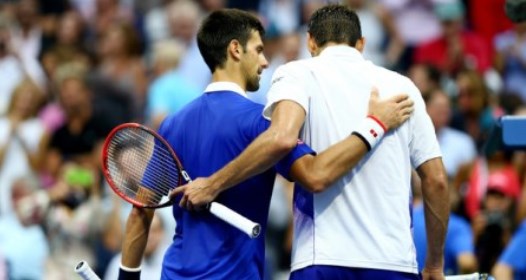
0, 0, 525, 279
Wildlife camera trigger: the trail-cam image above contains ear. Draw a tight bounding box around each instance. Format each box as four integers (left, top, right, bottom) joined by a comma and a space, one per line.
355, 37, 365, 53
228, 39, 243, 61
307, 33, 318, 56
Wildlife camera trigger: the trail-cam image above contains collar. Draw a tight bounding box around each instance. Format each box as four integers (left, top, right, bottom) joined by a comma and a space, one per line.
204, 82, 247, 98
319, 45, 364, 62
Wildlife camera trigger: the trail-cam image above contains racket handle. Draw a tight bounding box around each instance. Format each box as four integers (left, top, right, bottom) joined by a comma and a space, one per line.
75, 261, 101, 280
445, 273, 491, 280
209, 202, 261, 238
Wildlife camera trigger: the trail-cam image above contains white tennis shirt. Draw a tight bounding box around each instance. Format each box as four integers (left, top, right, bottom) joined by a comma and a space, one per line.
263, 45, 441, 274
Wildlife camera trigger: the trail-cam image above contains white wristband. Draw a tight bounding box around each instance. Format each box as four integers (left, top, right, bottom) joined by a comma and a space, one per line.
120, 264, 141, 272
352, 116, 387, 151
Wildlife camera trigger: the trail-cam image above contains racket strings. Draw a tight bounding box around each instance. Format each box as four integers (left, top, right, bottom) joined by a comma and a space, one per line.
106, 127, 181, 206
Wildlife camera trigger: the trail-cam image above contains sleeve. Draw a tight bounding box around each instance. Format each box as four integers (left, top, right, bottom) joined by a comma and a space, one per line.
275, 141, 316, 181
406, 80, 442, 168
263, 63, 310, 120
498, 222, 526, 271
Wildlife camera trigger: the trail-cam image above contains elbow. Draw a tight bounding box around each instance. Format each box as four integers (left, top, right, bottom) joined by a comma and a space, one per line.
421, 172, 448, 193
271, 132, 298, 155
302, 173, 331, 194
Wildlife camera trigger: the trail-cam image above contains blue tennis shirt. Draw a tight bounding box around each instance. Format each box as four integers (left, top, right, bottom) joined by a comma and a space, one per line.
157, 82, 313, 280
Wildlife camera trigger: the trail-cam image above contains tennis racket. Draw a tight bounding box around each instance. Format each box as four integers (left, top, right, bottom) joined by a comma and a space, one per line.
101, 123, 261, 238
75, 261, 100, 280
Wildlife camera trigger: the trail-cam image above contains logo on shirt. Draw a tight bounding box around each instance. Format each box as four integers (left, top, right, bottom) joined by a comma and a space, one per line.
272, 76, 284, 85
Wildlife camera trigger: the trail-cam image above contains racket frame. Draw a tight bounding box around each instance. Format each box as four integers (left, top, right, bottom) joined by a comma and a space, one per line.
102, 122, 185, 208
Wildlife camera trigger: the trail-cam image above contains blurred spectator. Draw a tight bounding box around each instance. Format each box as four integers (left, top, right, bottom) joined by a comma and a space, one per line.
96, 21, 147, 121
408, 63, 442, 98
143, 0, 172, 46
91, 0, 134, 38
378, 0, 443, 72
146, 39, 200, 130
492, 219, 526, 280
197, 0, 227, 12
0, 79, 47, 217
10, 0, 47, 89
103, 212, 169, 280
0, 16, 26, 115
414, 0, 492, 76
450, 70, 500, 149
167, 0, 211, 91
471, 167, 521, 272
425, 89, 476, 178
11, 0, 42, 61
43, 63, 113, 186
345, 0, 404, 68
412, 171, 477, 275
41, 11, 91, 90
43, 163, 107, 279
259, 0, 301, 35
494, 21, 526, 102
468, 0, 513, 54
0, 175, 49, 280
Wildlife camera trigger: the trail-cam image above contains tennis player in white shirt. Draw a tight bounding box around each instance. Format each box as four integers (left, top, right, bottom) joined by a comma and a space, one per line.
178, 4, 449, 280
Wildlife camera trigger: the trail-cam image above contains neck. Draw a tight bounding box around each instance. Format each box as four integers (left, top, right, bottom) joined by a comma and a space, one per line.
211, 66, 246, 91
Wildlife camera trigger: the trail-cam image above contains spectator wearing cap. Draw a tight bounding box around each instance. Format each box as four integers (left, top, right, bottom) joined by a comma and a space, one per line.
414, 0, 492, 76
471, 167, 521, 272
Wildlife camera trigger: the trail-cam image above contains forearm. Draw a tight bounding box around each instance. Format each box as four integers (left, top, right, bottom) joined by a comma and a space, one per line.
421, 173, 449, 268
293, 135, 368, 193
121, 207, 155, 268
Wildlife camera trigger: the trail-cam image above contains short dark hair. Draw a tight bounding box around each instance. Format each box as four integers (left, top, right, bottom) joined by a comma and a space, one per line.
197, 9, 265, 72
308, 4, 362, 48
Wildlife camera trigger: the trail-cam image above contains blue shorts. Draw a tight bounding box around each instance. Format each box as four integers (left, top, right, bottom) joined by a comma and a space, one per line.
289, 265, 421, 280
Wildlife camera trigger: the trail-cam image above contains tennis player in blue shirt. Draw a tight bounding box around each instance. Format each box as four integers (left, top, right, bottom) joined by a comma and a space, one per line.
118, 9, 413, 280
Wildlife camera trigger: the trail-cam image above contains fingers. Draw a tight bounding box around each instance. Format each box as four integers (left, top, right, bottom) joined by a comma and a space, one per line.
169, 186, 186, 200
370, 86, 379, 99
388, 93, 409, 103
179, 192, 188, 208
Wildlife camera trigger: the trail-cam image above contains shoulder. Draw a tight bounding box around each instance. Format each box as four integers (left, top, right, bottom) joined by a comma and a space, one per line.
271, 60, 311, 81
374, 65, 419, 95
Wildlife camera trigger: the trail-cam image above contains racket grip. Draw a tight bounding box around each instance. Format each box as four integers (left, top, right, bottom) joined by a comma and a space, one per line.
445, 273, 485, 280
209, 202, 261, 238
75, 261, 101, 280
